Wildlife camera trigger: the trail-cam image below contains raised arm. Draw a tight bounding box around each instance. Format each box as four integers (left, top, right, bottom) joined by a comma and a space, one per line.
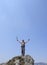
25, 39, 30, 43
16, 37, 21, 43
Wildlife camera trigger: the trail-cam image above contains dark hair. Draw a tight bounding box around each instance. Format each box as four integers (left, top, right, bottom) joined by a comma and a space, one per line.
22, 40, 24, 42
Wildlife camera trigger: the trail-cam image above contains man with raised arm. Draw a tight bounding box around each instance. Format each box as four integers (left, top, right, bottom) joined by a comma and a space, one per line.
16, 37, 30, 56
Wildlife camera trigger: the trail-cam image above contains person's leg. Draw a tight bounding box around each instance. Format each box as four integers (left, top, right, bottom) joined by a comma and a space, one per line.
23, 46, 25, 55
21, 46, 23, 56
23, 46, 25, 56
21, 46, 25, 56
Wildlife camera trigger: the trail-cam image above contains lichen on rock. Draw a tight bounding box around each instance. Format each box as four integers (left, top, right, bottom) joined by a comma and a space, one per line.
6, 55, 34, 65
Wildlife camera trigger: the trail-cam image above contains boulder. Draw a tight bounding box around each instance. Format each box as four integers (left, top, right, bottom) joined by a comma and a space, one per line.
7, 55, 34, 65
0, 55, 34, 65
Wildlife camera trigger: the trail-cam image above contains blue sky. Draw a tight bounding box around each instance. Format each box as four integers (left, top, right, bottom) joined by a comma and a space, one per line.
0, 0, 47, 63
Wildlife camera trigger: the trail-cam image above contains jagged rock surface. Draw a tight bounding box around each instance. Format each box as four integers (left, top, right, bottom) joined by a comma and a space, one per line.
0, 55, 34, 65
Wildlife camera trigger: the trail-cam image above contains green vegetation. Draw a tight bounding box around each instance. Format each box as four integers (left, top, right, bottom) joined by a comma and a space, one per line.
7, 56, 25, 65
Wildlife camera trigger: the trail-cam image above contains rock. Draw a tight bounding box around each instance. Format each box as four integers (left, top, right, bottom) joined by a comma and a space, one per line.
0, 63, 6, 65
6, 55, 34, 65
24, 55, 34, 65
0, 55, 34, 65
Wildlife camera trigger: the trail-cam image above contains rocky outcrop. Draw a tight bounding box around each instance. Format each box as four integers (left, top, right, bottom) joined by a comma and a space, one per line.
6, 55, 34, 65
0, 55, 34, 65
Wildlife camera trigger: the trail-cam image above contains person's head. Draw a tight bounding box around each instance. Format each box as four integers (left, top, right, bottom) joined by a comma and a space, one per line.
22, 40, 24, 42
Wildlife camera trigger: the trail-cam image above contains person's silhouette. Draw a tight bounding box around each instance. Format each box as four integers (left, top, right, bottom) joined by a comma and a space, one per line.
16, 37, 30, 56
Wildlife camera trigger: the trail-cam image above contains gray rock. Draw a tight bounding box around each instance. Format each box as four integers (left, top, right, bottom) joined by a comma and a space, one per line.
0, 63, 6, 65
23, 55, 34, 65
0, 55, 34, 65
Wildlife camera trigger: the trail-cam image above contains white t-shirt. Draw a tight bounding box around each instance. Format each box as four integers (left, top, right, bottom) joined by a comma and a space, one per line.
20, 41, 25, 46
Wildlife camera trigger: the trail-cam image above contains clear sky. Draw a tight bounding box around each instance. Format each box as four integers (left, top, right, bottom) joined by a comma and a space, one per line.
0, 0, 47, 63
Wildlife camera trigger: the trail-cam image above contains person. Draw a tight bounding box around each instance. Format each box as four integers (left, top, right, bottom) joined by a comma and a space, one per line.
16, 37, 30, 56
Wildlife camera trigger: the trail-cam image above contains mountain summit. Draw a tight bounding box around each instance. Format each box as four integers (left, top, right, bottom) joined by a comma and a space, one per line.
0, 55, 34, 65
